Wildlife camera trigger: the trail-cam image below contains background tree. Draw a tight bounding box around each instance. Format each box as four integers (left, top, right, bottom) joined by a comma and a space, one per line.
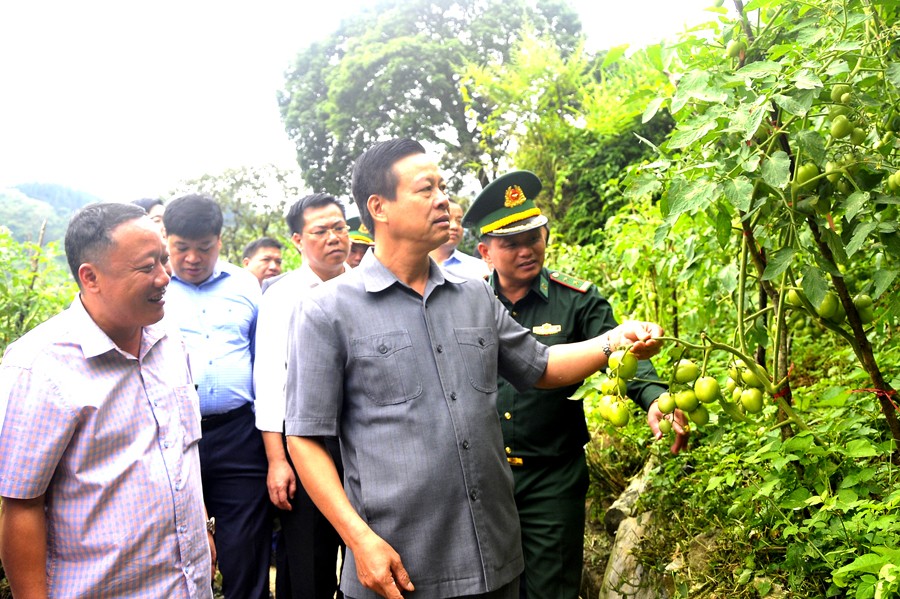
170, 164, 305, 263
278, 0, 582, 196
461, 33, 675, 243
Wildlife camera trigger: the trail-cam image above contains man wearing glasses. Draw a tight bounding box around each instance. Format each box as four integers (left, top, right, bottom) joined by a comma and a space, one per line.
255, 193, 350, 599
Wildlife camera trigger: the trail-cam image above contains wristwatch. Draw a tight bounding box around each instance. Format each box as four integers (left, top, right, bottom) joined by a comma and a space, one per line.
206, 517, 216, 535
601, 334, 613, 359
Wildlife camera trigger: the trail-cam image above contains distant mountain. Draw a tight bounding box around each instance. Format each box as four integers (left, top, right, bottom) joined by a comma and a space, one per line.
0, 183, 99, 244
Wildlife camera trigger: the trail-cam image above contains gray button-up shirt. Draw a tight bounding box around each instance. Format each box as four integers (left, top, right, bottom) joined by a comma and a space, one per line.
285, 251, 550, 599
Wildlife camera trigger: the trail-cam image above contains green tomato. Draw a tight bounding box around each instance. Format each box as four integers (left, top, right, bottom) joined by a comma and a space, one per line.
740, 388, 765, 414
674, 389, 699, 413
888, 172, 900, 192
675, 359, 700, 384
600, 376, 627, 396
689, 405, 710, 426
741, 368, 765, 389
694, 376, 721, 403
728, 359, 745, 382
858, 306, 875, 324
786, 289, 804, 308
608, 349, 639, 381
831, 115, 853, 139
817, 292, 839, 320
850, 127, 867, 145
658, 418, 673, 434
731, 387, 743, 403
825, 161, 842, 184
607, 400, 631, 427
726, 39, 746, 58
830, 84, 852, 103
829, 104, 852, 120
796, 163, 819, 189
656, 392, 676, 415
725, 377, 738, 394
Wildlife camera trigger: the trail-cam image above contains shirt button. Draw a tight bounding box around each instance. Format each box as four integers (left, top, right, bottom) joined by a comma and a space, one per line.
470, 490, 478, 501
505, 446, 512, 455
462, 440, 470, 449
164, 440, 172, 448
512, 311, 518, 317
450, 392, 457, 401
504, 412, 512, 420
436, 345, 443, 353
378, 344, 388, 354
478, 338, 485, 346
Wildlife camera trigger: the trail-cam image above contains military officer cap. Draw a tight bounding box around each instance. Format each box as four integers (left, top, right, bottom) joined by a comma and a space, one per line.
347, 215, 374, 246
462, 170, 548, 237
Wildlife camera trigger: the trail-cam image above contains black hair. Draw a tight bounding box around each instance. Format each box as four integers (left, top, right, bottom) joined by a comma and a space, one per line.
285, 193, 346, 235
350, 138, 425, 232
163, 194, 223, 239
131, 197, 164, 213
242, 237, 284, 260
65, 202, 146, 286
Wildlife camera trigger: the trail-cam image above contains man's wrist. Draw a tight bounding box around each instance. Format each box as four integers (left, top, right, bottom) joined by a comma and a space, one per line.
600, 334, 613, 359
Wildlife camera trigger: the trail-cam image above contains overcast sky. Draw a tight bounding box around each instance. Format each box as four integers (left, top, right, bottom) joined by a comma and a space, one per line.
0, 0, 720, 202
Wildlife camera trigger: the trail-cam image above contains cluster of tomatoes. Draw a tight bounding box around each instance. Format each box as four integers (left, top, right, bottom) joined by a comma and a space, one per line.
654, 360, 721, 432
596, 349, 639, 427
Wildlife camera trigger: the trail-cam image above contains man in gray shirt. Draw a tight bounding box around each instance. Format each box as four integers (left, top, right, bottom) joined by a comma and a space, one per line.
284, 139, 664, 599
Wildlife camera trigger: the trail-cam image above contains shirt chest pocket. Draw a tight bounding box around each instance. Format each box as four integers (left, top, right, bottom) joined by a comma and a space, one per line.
351, 331, 423, 406
175, 385, 203, 449
454, 327, 498, 394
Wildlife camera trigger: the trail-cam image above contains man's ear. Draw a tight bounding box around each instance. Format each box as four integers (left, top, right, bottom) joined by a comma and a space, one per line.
368, 195, 388, 225
242, 257, 251, 267
291, 232, 304, 254
78, 263, 101, 293
476, 241, 491, 261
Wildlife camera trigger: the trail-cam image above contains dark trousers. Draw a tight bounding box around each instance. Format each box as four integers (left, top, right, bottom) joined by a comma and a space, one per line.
276, 436, 345, 599
512, 452, 589, 599
200, 404, 273, 599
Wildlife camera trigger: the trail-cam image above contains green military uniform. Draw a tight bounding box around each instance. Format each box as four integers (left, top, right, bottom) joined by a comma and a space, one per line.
464, 170, 665, 599
492, 268, 664, 599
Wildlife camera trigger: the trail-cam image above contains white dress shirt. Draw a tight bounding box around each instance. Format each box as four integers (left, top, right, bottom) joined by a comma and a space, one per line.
254, 262, 347, 432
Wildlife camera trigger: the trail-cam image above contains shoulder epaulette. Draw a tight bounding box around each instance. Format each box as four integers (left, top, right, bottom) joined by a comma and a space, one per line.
548, 271, 592, 293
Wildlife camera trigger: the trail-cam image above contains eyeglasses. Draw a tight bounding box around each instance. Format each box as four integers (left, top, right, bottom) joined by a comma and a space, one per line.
306, 224, 349, 239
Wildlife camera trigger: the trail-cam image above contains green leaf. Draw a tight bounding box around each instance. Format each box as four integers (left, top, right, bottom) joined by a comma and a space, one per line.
843, 191, 870, 222
736, 61, 783, 79
602, 44, 629, 68
642, 97, 665, 124
668, 118, 719, 150
887, 62, 900, 88
822, 227, 849, 265
772, 93, 812, 117
844, 439, 879, 458
873, 269, 899, 299
626, 172, 662, 200
796, 131, 826, 165
723, 176, 753, 212
715, 207, 732, 249
668, 179, 718, 218
763, 247, 797, 280
801, 264, 828, 308
846, 223, 877, 257
833, 553, 889, 587
762, 151, 791, 189
793, 69, 823, 90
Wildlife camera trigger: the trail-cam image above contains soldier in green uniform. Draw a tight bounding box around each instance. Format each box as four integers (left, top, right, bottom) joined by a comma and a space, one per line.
463, 170, 689, 599
346, 215, 374, 268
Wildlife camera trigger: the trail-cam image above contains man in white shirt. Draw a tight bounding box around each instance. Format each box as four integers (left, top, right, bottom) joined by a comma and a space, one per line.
429, 199, 491, 280
254, 192, 350, 599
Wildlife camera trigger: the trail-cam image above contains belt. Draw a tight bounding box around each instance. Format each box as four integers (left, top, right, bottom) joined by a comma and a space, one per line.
201, 403, 252, 430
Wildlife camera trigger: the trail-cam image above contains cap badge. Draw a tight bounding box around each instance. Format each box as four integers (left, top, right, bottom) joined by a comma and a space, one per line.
359, 223, 370, 234
504, 185, 526, 208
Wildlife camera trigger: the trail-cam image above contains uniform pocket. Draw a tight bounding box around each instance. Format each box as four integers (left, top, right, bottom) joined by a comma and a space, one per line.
351, 331, 423, 405
454, 327, 498, 393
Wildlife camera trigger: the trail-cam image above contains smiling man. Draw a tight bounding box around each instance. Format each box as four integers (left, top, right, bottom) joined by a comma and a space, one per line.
467, 170, 688, 599
164, 194, 272, 599
283, 139, 667, 599
254, 193, 350, 599
0, 203, 213, 598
